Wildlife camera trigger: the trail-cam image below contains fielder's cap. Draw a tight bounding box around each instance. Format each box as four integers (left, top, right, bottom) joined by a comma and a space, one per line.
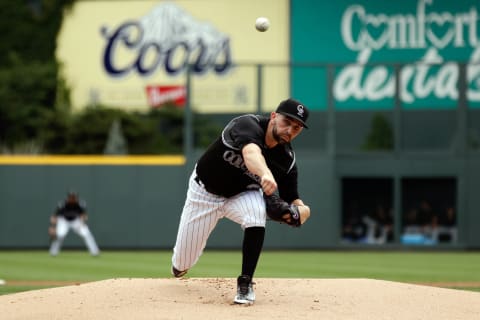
276, 98, 309, 129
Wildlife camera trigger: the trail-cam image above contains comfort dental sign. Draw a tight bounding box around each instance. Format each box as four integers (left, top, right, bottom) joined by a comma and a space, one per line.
291, 0, 480, 109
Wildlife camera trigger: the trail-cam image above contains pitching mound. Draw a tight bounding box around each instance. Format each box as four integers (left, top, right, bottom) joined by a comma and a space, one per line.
1, 278, 480, 319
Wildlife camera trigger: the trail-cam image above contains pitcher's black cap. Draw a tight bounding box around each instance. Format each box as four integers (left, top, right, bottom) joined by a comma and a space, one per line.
276, 98, 309, 129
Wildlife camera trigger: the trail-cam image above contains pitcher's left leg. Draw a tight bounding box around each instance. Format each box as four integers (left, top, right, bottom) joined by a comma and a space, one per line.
225, 190, 266, 304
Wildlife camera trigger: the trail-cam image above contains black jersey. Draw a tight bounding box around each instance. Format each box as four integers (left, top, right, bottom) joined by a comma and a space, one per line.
56, 200, 86, 221
196, 114, 299, 202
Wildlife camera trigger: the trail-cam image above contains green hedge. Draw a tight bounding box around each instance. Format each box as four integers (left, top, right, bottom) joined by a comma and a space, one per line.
1, 103, 222, 155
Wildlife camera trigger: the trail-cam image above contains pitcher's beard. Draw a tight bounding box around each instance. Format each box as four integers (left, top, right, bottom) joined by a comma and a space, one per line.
272, 127, 289, 145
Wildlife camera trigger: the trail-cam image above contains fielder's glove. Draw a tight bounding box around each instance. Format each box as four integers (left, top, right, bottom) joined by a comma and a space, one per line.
48, 215, 57, 240
263, 193, 301, 227
48, 224, 57, 240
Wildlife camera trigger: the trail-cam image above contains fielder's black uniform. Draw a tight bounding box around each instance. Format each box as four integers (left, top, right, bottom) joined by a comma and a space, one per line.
55, 199, 87, 221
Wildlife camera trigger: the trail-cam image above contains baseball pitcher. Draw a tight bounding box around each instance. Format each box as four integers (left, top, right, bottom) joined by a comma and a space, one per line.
171, 98, 311, 304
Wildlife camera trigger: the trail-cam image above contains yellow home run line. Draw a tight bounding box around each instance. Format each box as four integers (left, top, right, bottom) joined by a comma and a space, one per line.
0, 155, 186, 165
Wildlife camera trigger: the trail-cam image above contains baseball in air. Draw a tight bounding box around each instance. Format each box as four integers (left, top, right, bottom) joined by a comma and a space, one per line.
255, 17, 270, 32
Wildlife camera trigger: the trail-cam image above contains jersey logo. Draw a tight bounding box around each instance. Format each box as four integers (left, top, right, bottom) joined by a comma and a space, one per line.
223, 150, 261, 183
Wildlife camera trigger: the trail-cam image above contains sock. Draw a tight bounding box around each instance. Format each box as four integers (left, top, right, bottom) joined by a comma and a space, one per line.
241, 226, 265, 278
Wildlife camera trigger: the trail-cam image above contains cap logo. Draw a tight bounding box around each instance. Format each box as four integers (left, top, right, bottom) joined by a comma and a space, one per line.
297, 105, 305, 118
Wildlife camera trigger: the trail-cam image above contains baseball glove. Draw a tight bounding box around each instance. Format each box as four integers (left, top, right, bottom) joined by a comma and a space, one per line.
48, 215, 57, 240
48, 224, 57, 240
263, 193, 301, 227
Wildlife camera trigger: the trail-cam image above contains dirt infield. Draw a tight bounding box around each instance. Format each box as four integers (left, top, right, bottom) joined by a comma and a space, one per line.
1, 278, 480, 320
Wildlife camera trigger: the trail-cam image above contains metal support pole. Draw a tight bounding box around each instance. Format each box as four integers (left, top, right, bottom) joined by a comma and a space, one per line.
326, 64, 336, 156
183, 65, 194, 165
393, 64, 402, 244
457, 63, 467, 156
456, 62, 468, 245
256, 64, 263, 114
393, 64, 402, 155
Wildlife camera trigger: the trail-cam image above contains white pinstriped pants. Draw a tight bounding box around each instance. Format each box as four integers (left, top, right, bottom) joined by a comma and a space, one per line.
172, 170, 266, 272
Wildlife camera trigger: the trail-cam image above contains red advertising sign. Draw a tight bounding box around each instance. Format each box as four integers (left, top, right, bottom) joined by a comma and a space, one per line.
146, 85, 186, 108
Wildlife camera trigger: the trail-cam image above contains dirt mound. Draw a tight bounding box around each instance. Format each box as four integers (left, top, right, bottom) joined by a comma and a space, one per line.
1, 278, 480, 319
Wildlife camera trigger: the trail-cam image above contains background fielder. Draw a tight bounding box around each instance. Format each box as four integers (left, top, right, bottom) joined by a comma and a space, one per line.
49, 191, 100, 256
171, 98, 311, 304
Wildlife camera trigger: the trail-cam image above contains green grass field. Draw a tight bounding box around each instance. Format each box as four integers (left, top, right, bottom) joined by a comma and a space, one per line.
1, 250, 479, 295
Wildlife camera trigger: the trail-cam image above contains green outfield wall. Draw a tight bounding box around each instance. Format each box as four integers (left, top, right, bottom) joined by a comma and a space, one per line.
1, 152, 479, 249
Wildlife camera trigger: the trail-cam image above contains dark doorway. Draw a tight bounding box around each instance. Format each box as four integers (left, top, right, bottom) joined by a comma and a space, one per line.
341, 177, 394, 244
401, 177, 457, 244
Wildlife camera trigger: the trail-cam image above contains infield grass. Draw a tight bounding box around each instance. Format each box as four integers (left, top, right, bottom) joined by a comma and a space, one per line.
0, 250, 479, 295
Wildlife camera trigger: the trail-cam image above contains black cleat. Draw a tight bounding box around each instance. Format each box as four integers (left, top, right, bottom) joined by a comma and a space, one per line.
171, 266, 188, 278
234, 275, 255, 304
